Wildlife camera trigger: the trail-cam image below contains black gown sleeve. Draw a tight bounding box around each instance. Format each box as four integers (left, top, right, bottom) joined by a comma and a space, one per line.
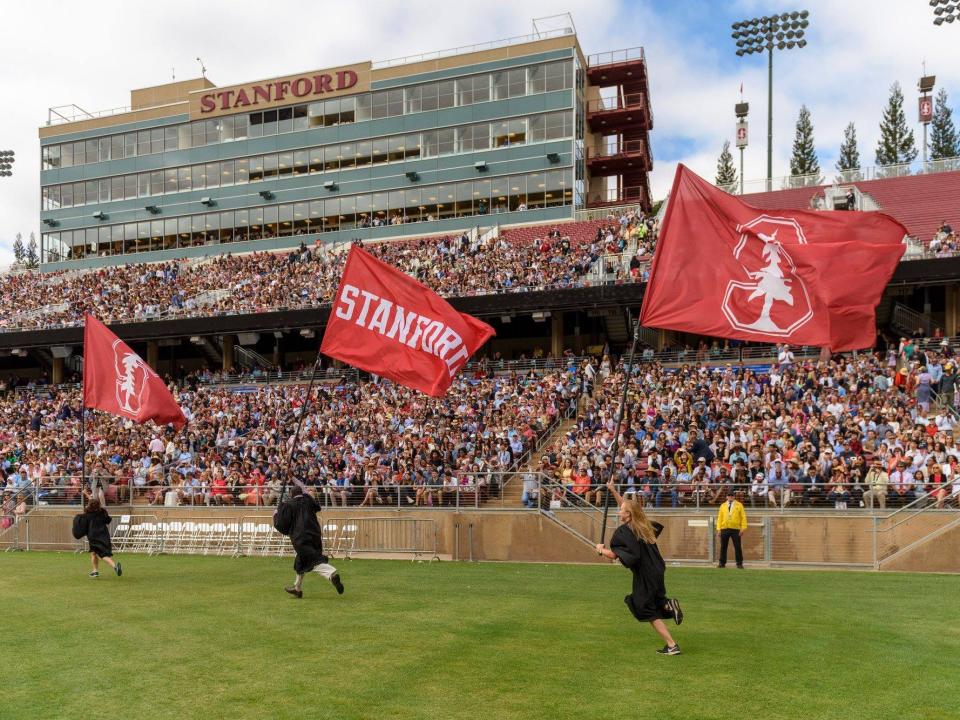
610, 526, 643, 570
652, 521, 664, 538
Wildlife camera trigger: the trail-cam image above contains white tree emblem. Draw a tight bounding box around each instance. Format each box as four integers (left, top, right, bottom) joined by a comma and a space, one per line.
722, 216, 813, 337
112, 340, 151, 418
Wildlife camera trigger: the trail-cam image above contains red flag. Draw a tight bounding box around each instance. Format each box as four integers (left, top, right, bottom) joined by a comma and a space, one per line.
640, 165, 907, 352
83, 314, 186, 429
320, 246, 495, 397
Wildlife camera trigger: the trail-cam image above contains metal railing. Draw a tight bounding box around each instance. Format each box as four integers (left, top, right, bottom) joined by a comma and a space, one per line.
891, 302, 932, 336
574, 204, 643, 222
372, 27, 574, 69
586, 93, 648, 114
587, 139, 650, 160
335, 516, 439, 560
587, 47, 645, 67
586, 186, 648, 205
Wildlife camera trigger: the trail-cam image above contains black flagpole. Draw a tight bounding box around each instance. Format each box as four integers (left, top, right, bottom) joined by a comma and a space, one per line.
277, 352, 325, 506
600, 317, 640, 545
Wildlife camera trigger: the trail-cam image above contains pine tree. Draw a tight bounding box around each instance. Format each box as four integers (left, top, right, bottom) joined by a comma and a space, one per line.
929, 87, 959, 167
788, 105, 821, 187
835, 122, 862, 181
12, 232, 25, 265
715, 140, 737, 191
875, 82, 917, 176
26, 232, 39, 268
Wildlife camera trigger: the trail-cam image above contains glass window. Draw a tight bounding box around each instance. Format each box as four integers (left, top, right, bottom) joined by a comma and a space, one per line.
544, 61, 567, 92
263, 205, 278, 238
125, 133, 137, 157
371, 91, 389, 120
309, 149, 323, 174
339, 195, 356, 229
61, 142, 74, 168
293, 151, 308, 176
492, 121, 509, 148
435, 184, 455, 219
86, 181, 99, 205
509, 174, 526, 210
163, 218, 178, 249
405, 133, 421, 160
263, 154, 278, 179
122, 223, 136, 254
529, 64, 545, 94
508, 118, 526, 145
221, 160, 234, 186
178, 124, 192, 150
73, 142, 87, 166
164, 169, 177, 194
355, 194, 371, 225
99, 226, 112, 255
371, 138, 388, 164
204, 213, 219, 245
492, 72, 509, 101
278, 107, 293, 134
355, 94, 372, 122
204, 119, 219, 145
98, 138, 110, 162
387, 89, 404, 117
61, 183, 74, 208
110, 135, 124, 161
278, 152, 293, 177
323, 198, 339, 232
387, 136, 406, 163
545, 169, 565, 207
137, 222, 150, 252
340, 143, 356, 170
183, 217, 197, 247
150, 171, 163, 196
278, 204, 294, 236
249, 156, 264, 183
235, 157, 249, 184
220, 212, 234, 243
150, 220, 163, 251
355, 141, 371, 168
421, 84, 439, 112
204, 162, 219, 188
324, 146, 339, 172
150, 128, 163, 154
234, 209, 249, 241
437, 128, 455, 156
220, 116, 235, 143
48, 144, 62, 168
508, 68, 527, 97
99, 179, 110, 203
137, 130, 151, 156
294, 202, 309, 234
110, 224, 124, 255
192, 164, 208, 192
544, 111, 566, 140
438, 80, 456, 109
138, 174, 150, 199
340, 96, 356, 124
475, 178, 491, 214
293, 105, 309, 132
456, 181, 473, 216
529, 114, 546, 143
405, 85, 422, 114
164, 126, 179, 151
192, 122, 206, 147
233, 115, 248, 140
404, 188, 421, 221
262, 110, 278, 135
85, 140, 98, 164
527, 171, 546, 208
248, 113, 263, 138
111, 177, 123, 200
309, 200, 324, 232
178, 167, 192, 192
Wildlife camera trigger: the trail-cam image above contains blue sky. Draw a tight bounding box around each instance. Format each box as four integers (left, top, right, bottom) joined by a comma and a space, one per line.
0, 0, 955, 264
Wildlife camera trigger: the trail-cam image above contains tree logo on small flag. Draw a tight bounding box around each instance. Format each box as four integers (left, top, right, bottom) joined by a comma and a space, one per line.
722, 216, 813, 337
112, 340, 151, 417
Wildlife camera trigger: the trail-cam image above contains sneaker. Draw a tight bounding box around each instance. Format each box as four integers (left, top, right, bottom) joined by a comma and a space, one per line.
656, 644, 681, 656
115, 563, 123, 577
284, 586, 303, 599
330, 573, 345, 595
88, 571, 99, 578
671, 598, 684, 625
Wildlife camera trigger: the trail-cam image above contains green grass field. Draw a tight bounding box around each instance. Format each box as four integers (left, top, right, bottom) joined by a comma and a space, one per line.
2, 553, 958, 720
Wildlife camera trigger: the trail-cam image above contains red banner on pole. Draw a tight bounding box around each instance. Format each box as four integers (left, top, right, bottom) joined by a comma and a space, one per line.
640, 165, 907, 352
320, 245, 495, 397
83, 314, 186, 428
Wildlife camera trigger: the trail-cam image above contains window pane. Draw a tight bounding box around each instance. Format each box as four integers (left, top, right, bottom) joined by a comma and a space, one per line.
178, 167, 192, 192
192, 165, 206, 191
99, 138, 110, 162
278, 107, 293, 134
293, 105, 309, 132
278, 152, 293, 177
137, 174, 150, 199
492, 72, 508, 101
249, 156, 264, 183
178, 124, 192, 149
235, 157, 249, 184
263, 154, 278, 178
220, 116, 235, 142
248, 113, 263, 138
165, 126, 179, 151
309, 149, 323, 173
150, 172, 163, 196
151, 128, 164, 154
293, 151, 308, 176
278, 203, 293, 236
438, 81, 455, 109
340, 96, 356, 124
262, 110, 277, 135
125, 133, 137, 157
356, 94, 372, 121
508, 68, 527, 97
294, 202, 309, 234
87, 180, 99, 204
221, 159, 234, 186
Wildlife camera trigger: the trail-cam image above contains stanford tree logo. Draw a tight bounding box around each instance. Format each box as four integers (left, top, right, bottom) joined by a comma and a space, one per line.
721, 215, 813, 337
112, 340, 151, 418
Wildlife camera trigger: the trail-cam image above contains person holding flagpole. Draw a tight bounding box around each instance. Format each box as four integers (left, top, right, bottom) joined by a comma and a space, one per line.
595, 479, 683, 656
273, 484, 343, 598
73, 491, 122, 578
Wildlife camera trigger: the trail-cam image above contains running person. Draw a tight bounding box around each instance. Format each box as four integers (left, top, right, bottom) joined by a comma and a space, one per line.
273, 484, 344, 598
595, 480, 682, 655
74, 494, 122, 578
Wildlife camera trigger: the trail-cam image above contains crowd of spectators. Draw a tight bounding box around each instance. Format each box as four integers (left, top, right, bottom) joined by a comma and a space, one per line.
527, 343, 960, 511
0, 210, 653, 332
0, 365, 580, 515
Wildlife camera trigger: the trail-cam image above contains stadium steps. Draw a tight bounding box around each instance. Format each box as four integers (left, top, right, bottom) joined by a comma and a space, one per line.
879, 514, 960, 572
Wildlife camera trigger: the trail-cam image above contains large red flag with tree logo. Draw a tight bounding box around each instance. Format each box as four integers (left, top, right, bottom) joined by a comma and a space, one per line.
83, 314, 186, 429
640, 165, 907, 351
320, 245, 495, 397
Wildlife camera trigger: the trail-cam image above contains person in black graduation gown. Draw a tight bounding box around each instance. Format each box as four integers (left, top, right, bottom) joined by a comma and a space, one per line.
76, 495, 122, 579
596, 480, 682, 655
273, 483, 344, 598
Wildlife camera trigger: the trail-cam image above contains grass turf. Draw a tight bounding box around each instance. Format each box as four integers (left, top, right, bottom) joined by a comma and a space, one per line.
2, 553, 958, 720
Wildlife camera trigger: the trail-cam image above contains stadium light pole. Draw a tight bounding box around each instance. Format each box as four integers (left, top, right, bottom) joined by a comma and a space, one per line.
0, 150, 14, 178
731, 11, 810, 191
930, 0, 960, 25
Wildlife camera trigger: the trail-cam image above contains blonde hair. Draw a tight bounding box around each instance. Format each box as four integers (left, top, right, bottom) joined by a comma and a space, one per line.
621, 498, 657, 544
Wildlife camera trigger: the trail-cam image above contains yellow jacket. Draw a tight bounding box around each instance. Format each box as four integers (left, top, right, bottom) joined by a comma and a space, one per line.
717, 500, 747, 531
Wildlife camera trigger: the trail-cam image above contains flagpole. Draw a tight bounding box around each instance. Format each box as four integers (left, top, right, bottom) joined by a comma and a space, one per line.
277, 352, 324, 506
80, 403, 88, 498
600, 317, 640, 545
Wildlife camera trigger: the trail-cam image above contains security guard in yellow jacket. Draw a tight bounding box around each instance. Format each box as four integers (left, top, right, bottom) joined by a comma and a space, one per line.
716, 487, 747, 568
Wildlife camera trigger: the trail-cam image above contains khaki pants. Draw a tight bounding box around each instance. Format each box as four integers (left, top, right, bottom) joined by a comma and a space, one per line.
863, 488, 887, 509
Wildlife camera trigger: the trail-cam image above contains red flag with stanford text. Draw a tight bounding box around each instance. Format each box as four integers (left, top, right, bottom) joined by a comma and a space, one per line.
640, 165, 907, 351
321, 245, 495, 397
83, 314, 187, 429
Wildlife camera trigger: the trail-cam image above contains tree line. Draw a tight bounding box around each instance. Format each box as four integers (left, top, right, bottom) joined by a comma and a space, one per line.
716, 83, 960, 188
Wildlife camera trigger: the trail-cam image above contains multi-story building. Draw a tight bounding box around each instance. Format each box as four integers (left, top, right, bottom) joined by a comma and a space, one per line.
38, 27, 653, 268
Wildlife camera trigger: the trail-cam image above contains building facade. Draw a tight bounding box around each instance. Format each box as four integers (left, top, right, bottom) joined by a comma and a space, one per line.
38, 31, 652, 269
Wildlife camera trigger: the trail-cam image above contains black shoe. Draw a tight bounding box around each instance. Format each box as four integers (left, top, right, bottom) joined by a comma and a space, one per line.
656, 644, 681, 656
284, 586, 303, 598
115, 562, 122, 577
88, 571, 99, 578
717, 563, 725, 568
331, 573, 345, 595
671, 598, 683, 625
737, 564, 744, 569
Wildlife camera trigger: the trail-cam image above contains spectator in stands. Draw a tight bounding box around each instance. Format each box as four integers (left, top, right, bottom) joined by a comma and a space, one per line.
863, 460, 889, 510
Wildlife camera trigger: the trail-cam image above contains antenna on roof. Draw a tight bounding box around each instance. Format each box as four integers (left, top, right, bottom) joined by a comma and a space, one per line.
172, 67, 176, 81
196, 57, 207, 79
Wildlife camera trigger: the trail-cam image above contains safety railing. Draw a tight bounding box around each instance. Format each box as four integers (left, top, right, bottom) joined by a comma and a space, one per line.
334, 517, 439, 560
573, 204, 643, 222
586, 186, 648, 206
870, 485, 960, 568
586, 93, 648, 114
587, 47, 645, 67
372, 27, 573, 69
587, 139, 649, 160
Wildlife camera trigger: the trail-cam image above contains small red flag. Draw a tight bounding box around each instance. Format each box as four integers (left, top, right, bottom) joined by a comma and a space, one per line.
640, 165, 907, 352
321, 246, 495, 397
83, 314, 186, 428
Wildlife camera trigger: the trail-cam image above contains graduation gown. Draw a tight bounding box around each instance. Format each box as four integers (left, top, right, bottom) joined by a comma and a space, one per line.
85, 508, 114, 558
609, 522, 671, 623
275, 493, 327, 573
